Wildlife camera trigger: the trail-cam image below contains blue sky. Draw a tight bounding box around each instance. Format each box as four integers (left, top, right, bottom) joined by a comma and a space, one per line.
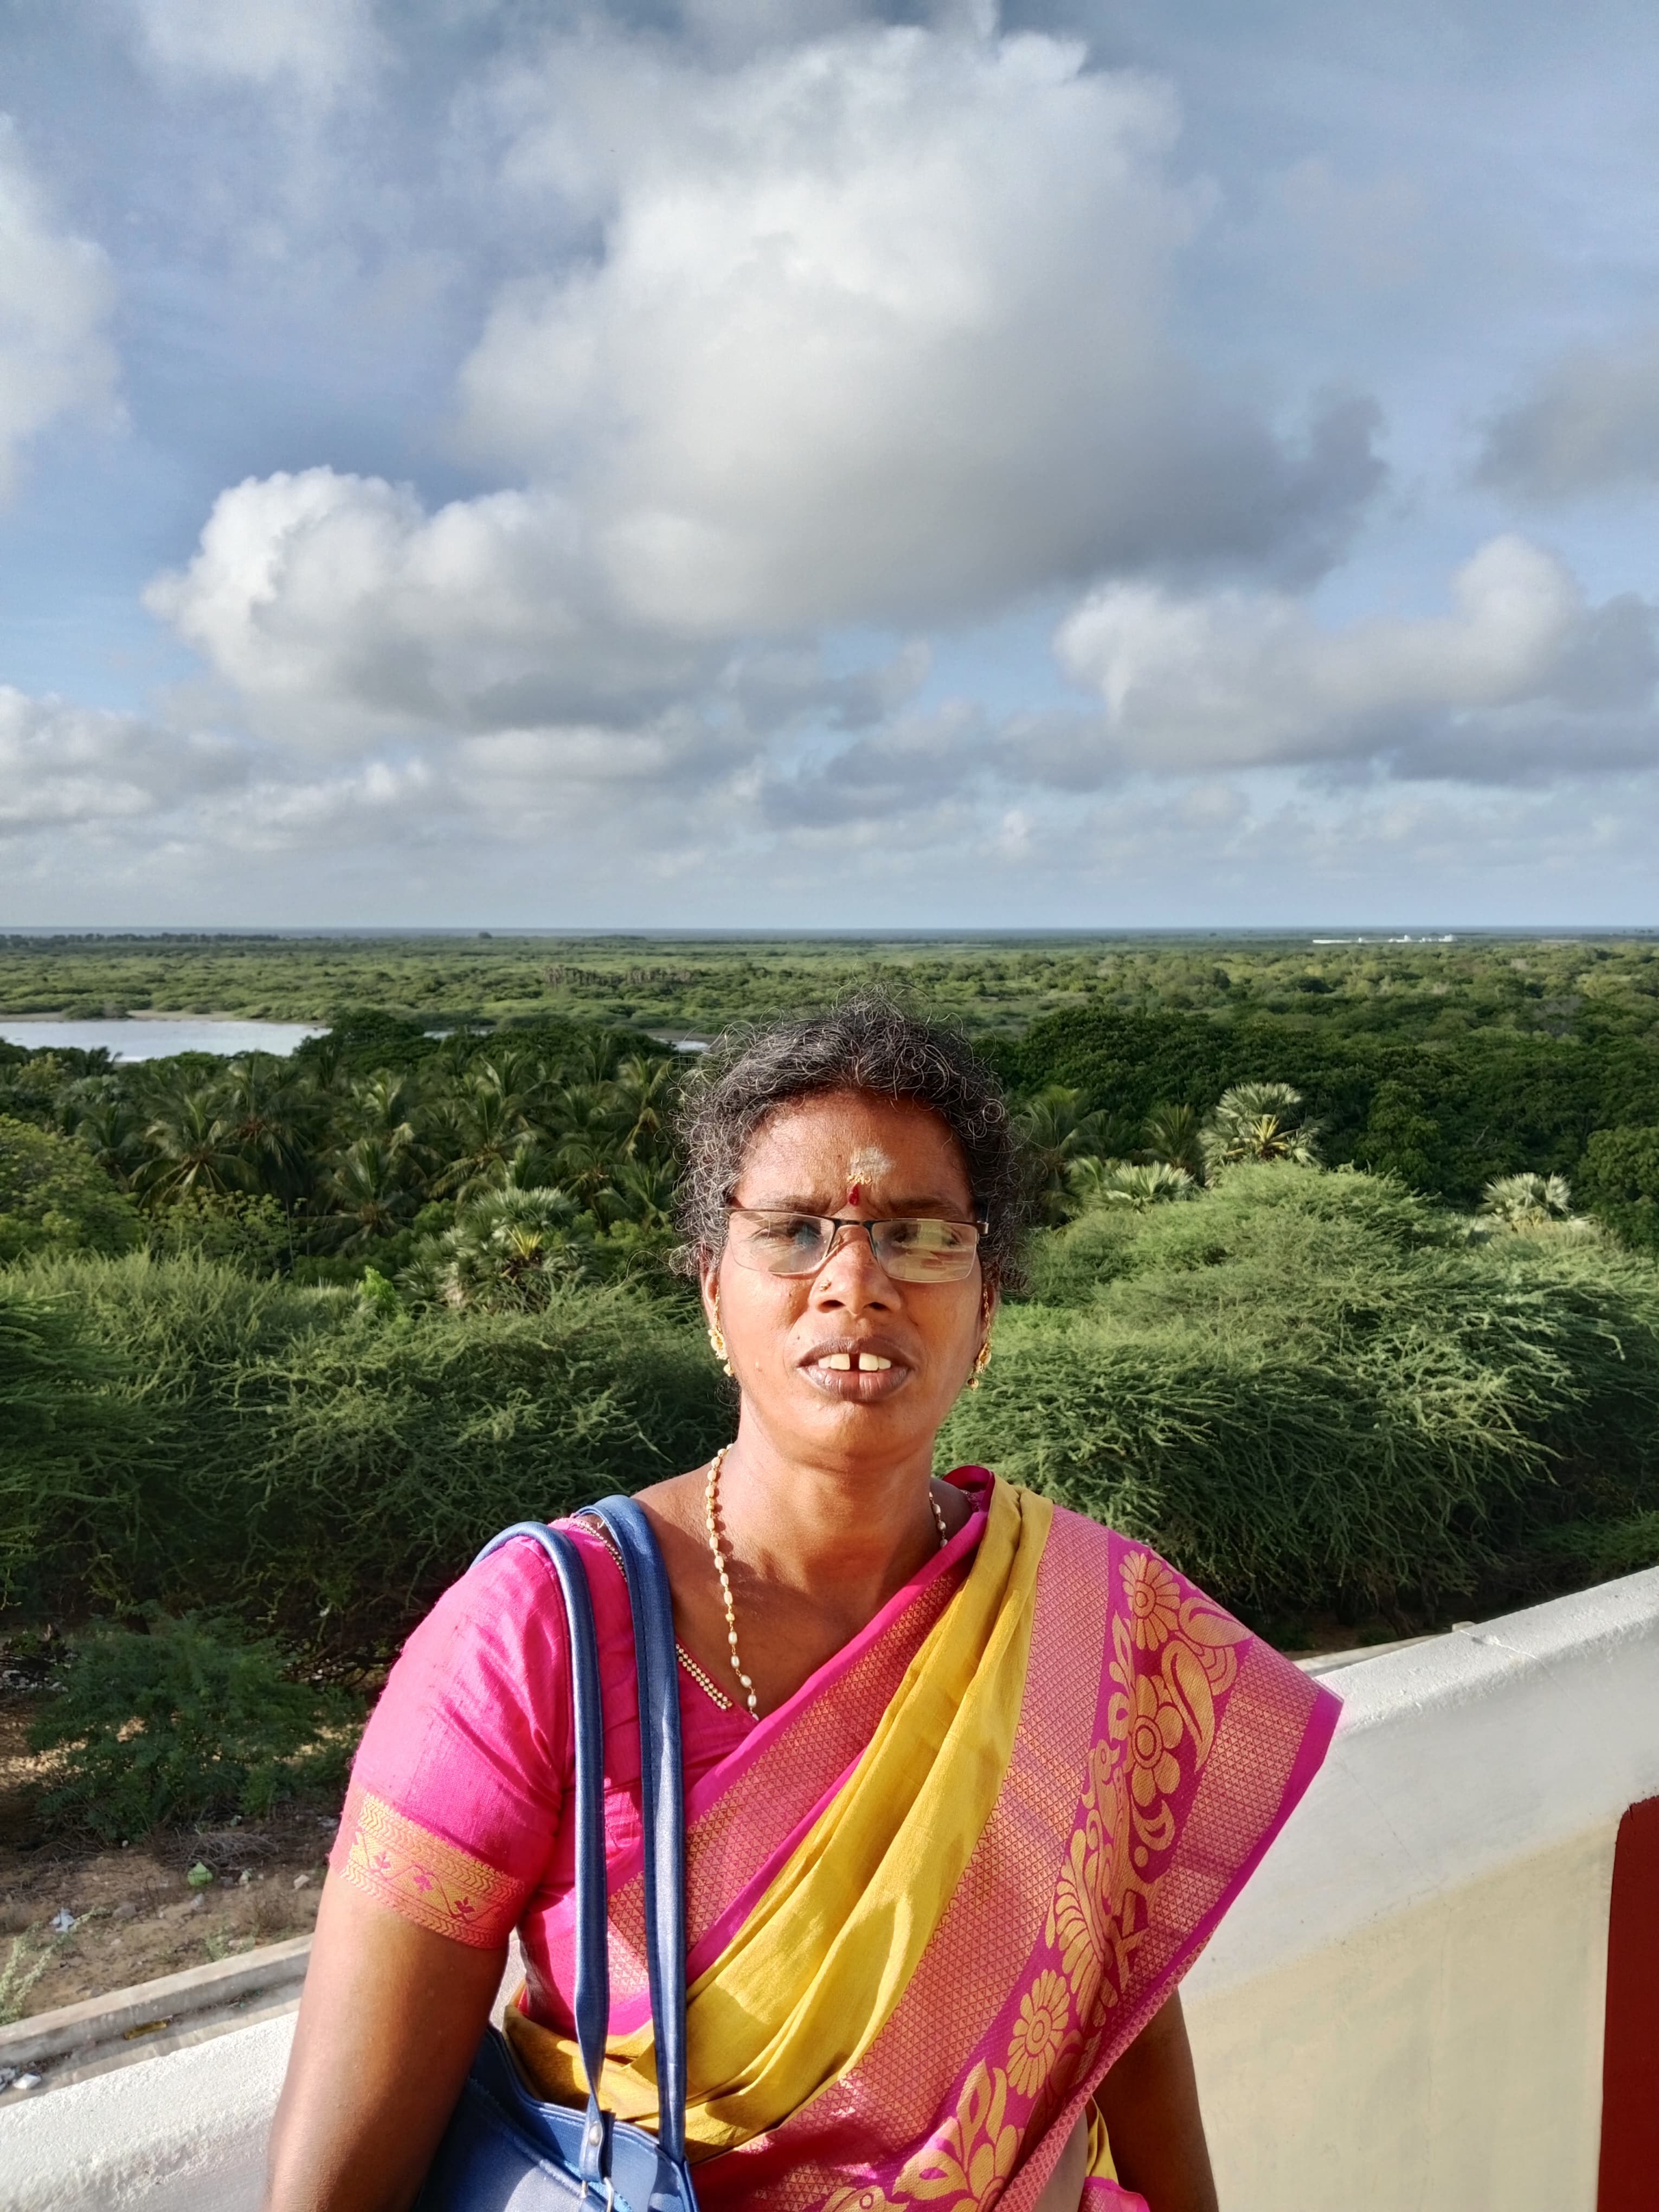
2, 0, 1657, 927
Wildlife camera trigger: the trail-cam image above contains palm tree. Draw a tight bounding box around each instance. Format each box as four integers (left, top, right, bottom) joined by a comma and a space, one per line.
434, 1187, 582, 1310
321, 1135, 422, 1250
1015, 1086, 1113, 1221
1199, 1083, 1321, 1174
597, 1156, 679, 1230
1479, 1172, 1575, 1230
346, 1071, 420, 1150
551, 1083, 628, 1203
1067, 1158, 1198, 1211
610, 1057, 678, 1160
141, 1084, 247, 1203
61, 1083, 147, 1190
220, 1054, 316, 1205
1141, 1102, 1205, 1180
429, 1073, 535, 1200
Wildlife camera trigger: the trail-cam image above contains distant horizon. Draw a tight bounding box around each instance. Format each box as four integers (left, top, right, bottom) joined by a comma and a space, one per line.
2, 924, 1657, 945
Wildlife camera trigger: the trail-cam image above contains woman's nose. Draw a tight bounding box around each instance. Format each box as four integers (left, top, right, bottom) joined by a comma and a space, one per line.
812, 1224, 895, 1304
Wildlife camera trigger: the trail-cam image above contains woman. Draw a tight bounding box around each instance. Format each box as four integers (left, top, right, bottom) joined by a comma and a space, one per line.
268, 1000, 1338, 2212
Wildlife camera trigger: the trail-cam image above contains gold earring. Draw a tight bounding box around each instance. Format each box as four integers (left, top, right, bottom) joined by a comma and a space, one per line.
708, 1293, 734, 1378
969, 1338, 992, 1391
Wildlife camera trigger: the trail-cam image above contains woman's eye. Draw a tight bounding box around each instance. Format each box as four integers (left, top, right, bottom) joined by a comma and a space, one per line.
888, 1219, 959, 1249
755, 1216, 821, 1244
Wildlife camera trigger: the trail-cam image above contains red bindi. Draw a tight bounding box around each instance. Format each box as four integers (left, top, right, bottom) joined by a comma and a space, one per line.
847, 1182, 863, 1206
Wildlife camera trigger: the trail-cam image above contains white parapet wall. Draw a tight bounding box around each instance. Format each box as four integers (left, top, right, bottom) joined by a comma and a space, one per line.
2, 1567, 1655, 2212
1185, 1565, 1659, 2212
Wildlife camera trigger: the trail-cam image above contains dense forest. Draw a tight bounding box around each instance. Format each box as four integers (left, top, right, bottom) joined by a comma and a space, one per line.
3, 933, 1658, 1705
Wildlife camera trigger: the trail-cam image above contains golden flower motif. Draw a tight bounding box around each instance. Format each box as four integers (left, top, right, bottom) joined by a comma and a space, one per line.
1120, 1551, 1181, 1651
1126, 1675, 1182, 1809
897, 2063, 1019, 2209
1006, 1969, 1071, 2099
821, 2189, 903, 2212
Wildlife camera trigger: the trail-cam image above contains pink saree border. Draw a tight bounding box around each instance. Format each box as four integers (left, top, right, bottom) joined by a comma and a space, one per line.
691, 1504, 1339, 2212
997, 1636, 1340, 2212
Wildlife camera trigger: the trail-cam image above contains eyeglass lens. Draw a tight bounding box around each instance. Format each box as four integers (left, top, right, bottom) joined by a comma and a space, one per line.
726, 1210, 981, 1281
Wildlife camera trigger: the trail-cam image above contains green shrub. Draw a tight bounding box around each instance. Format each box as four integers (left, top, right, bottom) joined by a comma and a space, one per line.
146, 1190, 292, 1274
8, 1252, 729, 1648
0, 1116, 143, 1263
1580, 1126, 1659, 1252
945, 1165, 1659, 1619
28, 1613, 359, 1842
0, 1287, 129, 1615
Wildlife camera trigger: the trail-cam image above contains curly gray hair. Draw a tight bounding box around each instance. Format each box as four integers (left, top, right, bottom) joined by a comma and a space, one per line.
673, 994, 1026, 1288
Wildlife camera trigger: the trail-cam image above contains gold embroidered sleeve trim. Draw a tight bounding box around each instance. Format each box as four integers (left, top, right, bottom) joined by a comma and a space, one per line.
333, 1783, 525, 1949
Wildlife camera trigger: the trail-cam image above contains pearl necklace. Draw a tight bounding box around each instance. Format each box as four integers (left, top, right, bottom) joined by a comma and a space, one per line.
702, 1445, 951, 1719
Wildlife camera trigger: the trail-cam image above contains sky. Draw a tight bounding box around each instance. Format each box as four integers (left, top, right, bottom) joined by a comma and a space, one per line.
2, 0, 1658, 929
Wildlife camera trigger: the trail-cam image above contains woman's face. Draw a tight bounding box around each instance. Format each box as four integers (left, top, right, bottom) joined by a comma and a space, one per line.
702, 1089, 992, 1469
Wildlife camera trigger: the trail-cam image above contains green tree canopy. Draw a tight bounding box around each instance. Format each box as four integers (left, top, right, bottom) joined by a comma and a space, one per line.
0, 1116, 144, 1263
1580, 1126, 1659, 1252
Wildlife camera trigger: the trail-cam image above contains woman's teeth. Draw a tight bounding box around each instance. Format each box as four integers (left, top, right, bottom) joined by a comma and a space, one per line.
820, 1352, 892, 1372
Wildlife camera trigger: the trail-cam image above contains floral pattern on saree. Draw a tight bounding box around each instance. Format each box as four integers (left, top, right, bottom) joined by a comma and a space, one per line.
800, 1545, 1280, 2212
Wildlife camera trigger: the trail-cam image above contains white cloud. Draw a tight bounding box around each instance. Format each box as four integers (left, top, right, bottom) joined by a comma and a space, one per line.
1477, 330, 1659, 500
0, 687, 239, 834
142, 460, 940, 770
458, 22, 1380, 632
129, 0, 379, 106
0, 120, 118, 500
1054, 535, 1659, 779
142, 467, 721, 746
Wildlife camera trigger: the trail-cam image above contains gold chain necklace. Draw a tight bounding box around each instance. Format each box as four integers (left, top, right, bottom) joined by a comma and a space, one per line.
702, 1445, 950, 1720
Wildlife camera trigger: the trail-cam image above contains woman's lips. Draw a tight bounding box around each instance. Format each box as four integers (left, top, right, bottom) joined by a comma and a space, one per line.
801, 1348, 914, 1401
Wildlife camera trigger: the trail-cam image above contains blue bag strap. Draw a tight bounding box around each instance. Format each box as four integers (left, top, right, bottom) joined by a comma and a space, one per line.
584, 1496, 689, 2173
470, 1521, 613, 2190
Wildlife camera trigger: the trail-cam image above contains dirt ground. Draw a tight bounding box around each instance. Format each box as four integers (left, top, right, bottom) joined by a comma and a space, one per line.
0, 1690, 333, 2023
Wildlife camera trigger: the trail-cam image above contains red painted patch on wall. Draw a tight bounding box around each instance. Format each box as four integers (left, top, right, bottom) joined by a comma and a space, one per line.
1598, 1793, 1659, 2211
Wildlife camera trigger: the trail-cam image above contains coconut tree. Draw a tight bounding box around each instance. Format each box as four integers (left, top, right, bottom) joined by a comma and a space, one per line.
346, 1071, 420, 1150
610, 1056, 678, 1160
140, 1084, 247, 1203
320, 1135, 423, 1251
597, 1156, 679, 1230
1199, 1083, 1321, 1174
60, 1083, 147, 1190
429, 1071, 535, 1200
551, 1083, 629, 1203
219, 1054, 317, 1206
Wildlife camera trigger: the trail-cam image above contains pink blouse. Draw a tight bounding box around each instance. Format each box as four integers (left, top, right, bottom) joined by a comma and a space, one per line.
331, 1471, 993, 2035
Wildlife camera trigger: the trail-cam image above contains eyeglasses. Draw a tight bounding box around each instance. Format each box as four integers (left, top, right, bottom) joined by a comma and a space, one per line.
724, 1208, 986, 1282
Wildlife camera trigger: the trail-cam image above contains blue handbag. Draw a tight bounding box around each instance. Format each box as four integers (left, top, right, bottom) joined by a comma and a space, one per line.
415, 1496, 701, 2212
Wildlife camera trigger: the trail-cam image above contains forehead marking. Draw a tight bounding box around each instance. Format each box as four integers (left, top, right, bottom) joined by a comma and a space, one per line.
846, 1146, 893, 1195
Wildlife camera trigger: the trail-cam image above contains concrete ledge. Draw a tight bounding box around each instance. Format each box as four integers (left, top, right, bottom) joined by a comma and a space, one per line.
0, 2011, 295, 2212
1192, 1564, 1659, 1993
0, 1936, 311, 2087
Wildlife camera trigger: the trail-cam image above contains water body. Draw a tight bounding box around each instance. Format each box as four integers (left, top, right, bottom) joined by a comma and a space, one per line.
0, 1019, 326, 1062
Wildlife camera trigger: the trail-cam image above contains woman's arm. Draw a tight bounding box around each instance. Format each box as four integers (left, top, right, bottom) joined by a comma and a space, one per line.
1093, 1990, 1218, 2212
263, 1872, 507, 2212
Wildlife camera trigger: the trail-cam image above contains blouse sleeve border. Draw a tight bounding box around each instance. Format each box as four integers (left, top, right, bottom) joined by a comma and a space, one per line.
331, 1778, 525, 1950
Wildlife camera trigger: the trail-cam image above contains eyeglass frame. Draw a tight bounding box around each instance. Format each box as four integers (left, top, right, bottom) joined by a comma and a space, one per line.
721, 1206, 989, 1281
